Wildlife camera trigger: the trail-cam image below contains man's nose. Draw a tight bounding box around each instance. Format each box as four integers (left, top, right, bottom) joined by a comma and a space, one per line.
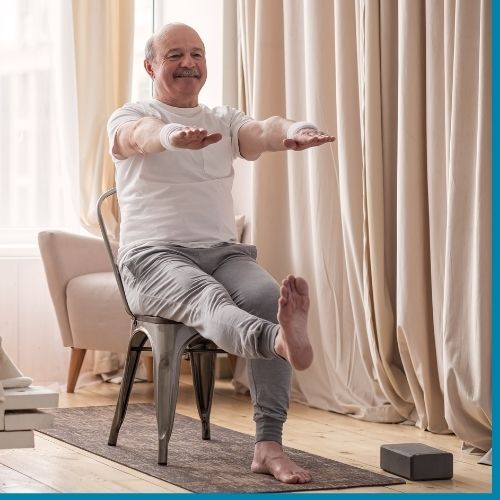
179, 54, 196, 67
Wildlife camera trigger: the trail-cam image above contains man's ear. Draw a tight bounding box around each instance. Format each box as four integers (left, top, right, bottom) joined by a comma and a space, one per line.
144, 59, 155, 79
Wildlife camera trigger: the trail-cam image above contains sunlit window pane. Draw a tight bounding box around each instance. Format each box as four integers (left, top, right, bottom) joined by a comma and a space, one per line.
131, 0, 154, 102
0, 0, 78, 244
153, 0, 224, 108
0, 0, 228, 247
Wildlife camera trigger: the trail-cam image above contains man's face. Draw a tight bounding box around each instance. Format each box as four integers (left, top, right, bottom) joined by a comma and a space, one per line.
147, 25, 207, 107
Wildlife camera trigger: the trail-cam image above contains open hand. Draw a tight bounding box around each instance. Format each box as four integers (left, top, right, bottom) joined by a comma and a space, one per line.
170, 127, 222, 150
283, 128, 335, 151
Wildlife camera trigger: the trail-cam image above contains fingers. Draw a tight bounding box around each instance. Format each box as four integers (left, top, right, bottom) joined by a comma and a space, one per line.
170, 128, 222, 149
203, 132, 222, 146
175, 127, 207, 137
283, 132, 336, 151
170, 127, 203, 147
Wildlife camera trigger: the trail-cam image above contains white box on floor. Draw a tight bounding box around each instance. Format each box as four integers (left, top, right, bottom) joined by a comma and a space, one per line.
4, 410, 54, 431
3, 386, 59, 411
0, 430, 34, 449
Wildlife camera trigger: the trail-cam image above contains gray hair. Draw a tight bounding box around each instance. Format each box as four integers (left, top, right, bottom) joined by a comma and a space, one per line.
145, 34, 155, 62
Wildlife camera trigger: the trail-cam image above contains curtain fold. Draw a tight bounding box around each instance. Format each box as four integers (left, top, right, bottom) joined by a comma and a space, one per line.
238, 0, 404, 421
434, 0, 492, 452
237, 0, 491, 455
392, 0, 450, 433
69, 0, 134, 376
362, 0, 417, 421
72, 0, 134, 238
238, 0, 293, 281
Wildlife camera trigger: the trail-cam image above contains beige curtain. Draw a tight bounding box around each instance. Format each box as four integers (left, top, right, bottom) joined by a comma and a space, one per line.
72, 0, 134, 237
237, 0, 491, 456
71, 0, 134, 376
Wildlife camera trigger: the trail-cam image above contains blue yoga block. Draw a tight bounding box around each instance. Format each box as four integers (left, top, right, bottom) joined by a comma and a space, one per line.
380, 443, 453, 480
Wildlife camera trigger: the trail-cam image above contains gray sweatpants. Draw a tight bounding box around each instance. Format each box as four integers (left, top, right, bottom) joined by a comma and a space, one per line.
119, 242, 292, 443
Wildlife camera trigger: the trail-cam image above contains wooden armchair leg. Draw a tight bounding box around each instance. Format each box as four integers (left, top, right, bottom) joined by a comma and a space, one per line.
143, 355, 154, 382
228, 354, 238, 376
67, 348, 86, 393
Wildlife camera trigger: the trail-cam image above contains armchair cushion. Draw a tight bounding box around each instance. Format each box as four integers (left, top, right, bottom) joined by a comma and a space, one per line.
66, 272, 130, 353
38, 230, 124, 349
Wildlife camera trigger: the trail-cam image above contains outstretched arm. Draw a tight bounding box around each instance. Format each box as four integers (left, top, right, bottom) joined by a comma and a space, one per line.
113, 117, 222, 159
237, 116, 335, 161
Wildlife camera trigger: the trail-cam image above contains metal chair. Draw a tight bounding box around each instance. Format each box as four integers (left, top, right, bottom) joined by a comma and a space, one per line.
97, 187, 223, 465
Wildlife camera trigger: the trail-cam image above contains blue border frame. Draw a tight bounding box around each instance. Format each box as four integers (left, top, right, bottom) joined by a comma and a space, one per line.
3, 1, 495, 499
490, 0, 497, 494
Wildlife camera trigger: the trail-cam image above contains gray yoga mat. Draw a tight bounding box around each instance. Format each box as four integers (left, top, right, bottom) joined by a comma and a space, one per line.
39, 404, 405, 493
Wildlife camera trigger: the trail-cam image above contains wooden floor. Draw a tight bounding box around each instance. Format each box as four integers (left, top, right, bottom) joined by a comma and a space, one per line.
0, 375, 492, 493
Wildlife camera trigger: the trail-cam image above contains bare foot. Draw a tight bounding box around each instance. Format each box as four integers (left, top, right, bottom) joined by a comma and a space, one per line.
251, 441, 312, 484
274, 275, 313, 371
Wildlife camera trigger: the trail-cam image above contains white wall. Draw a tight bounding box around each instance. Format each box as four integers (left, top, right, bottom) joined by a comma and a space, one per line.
0, 255, 70, 385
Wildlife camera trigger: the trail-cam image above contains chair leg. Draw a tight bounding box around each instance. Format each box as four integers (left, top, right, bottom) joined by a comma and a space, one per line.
67, 348, 86, 393
190, 347, 216, 440
147, 323, 198, 465
108, 329, 147, 446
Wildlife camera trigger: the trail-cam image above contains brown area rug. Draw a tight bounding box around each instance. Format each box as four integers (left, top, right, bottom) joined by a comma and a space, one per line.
39, 404, 404, 493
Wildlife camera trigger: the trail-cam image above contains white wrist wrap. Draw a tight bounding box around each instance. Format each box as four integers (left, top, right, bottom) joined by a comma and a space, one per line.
286, 121, 318, 139
159, 123, 185, 151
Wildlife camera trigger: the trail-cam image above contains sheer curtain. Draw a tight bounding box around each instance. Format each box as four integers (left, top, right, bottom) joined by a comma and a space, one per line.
53, 0, 135, 377
237, 0, 491, 459
71, 0, 134, 238
54, 0, 134, 238
73, 0, 135, 375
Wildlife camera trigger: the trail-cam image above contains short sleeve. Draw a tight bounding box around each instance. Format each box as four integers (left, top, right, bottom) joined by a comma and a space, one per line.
107, 102, 148, 161
227, 108, 254, 159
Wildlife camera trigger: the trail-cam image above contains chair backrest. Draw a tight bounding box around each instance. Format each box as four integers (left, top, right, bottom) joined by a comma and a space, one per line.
96, 188, 134, 318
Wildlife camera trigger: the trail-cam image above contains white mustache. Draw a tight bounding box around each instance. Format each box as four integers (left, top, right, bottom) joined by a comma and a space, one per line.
174, 69, 200, 78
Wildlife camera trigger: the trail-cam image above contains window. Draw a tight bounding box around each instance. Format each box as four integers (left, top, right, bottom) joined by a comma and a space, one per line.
0, 0, 234, 252
153, 0, 224, 107
131, 0, 154, 102
0, 0, 79, 249
132, 0, 227, 108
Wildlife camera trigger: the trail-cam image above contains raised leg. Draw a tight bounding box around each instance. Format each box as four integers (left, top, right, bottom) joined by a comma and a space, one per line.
108, 328, 147, 446
67, 348, 86, 393
147, 323, 199, 465
190, 344, 216, 440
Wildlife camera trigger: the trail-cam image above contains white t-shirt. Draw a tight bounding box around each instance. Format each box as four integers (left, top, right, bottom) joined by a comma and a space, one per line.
107, 99, 253, 259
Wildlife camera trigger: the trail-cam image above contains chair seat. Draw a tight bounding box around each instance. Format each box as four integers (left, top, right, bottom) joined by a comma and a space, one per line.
66, 272, 131, 352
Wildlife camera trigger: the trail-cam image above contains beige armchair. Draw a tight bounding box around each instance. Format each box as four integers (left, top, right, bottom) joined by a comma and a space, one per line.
38, 230, 131, 392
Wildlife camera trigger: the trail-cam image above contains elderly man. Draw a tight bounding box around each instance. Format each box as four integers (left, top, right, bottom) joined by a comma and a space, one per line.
107, 23, 334, 484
